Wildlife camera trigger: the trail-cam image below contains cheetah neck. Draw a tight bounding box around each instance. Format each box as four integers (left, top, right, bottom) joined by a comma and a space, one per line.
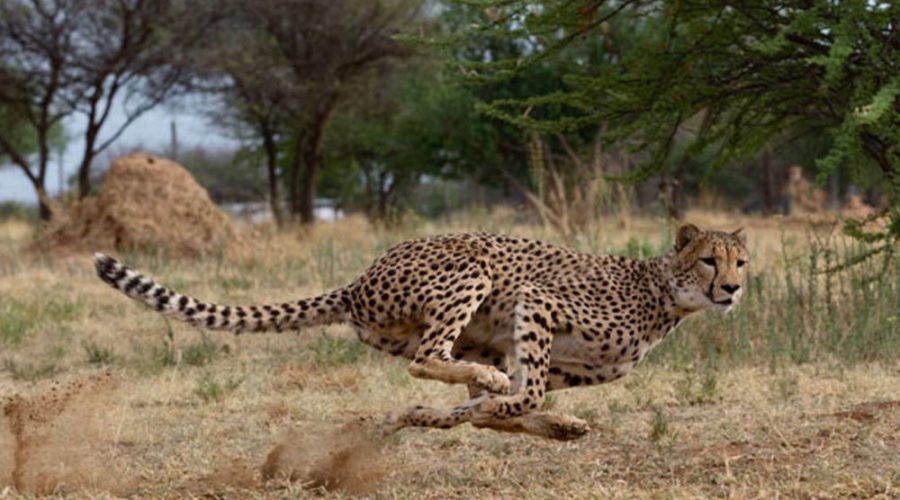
644, 254, 699, 320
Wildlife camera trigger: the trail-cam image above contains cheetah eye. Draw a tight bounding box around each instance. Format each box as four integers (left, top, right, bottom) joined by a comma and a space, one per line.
736, 259, 746, 268
700, 257, 717, 267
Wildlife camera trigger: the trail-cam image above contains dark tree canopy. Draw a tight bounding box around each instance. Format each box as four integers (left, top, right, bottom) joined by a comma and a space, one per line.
447, 0, 899, 236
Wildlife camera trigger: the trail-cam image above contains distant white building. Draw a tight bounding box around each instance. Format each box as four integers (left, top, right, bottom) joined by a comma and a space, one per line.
222, 198, 343, 223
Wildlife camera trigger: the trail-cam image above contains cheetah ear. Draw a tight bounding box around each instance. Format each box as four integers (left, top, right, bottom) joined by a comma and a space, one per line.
675, 223, 701, 252
732, 227, 747, 246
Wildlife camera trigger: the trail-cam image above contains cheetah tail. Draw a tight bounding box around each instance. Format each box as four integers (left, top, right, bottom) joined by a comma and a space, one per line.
93, 253, 348, 333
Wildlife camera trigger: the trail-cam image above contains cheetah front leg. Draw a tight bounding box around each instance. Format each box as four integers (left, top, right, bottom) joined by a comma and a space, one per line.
467, 285, 591, 440
470, 285, 554, 419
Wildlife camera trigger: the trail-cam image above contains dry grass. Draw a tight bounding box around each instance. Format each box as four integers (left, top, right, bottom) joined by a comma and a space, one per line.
0, 210, 898, 498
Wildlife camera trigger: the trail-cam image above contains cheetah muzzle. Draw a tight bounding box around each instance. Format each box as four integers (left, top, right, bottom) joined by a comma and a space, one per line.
94, 223, 748, 441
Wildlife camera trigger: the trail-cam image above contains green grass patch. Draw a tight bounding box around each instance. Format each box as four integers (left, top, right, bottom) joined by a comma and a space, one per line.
82, 340, 115, 366
0, 297, 82, 345
194, 371, 241, 403
308, 332, 369, 367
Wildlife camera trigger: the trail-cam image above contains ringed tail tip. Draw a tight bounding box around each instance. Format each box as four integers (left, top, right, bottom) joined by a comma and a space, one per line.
94, 252, 122, 286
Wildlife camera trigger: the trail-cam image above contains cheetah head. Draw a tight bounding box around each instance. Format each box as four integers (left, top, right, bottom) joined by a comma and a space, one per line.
669, 223, 748, 313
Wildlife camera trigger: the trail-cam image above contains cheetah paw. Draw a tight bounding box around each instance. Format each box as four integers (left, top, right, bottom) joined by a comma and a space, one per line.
381, 411, 406, 436
474, 366, 511, 394
547, 416, 590, 441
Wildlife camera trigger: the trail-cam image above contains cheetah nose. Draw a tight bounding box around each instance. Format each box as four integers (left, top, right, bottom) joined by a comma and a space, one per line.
721, 284, 740, 294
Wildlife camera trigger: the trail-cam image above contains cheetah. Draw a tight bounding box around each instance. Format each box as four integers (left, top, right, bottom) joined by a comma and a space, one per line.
94, 223, 748, 441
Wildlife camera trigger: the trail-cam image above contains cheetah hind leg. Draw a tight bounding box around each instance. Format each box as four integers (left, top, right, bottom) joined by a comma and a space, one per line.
382, 403, 590, 441
382, 402, 475, 435
471, 411, 590, 441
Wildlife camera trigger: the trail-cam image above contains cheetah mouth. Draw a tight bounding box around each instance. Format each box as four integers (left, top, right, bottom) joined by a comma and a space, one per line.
713, 298, 733, 306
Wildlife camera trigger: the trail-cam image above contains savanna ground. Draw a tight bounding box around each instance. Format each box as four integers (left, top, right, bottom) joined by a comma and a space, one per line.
1, 209, 899, 498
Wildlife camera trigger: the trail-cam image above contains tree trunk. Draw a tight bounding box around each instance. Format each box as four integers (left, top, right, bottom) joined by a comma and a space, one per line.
298, 152, 319, 225
376, 169, 389, 222
260, 126, 283, 227
290, 96, 336, 225
759, 150, 776, 214
77, 153, 94, 199
77, 123, 100, 199
36, 185, 53, 222
288, 136, 304, 222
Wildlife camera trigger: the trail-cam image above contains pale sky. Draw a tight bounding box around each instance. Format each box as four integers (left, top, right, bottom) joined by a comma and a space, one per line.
0, 100, 239, 204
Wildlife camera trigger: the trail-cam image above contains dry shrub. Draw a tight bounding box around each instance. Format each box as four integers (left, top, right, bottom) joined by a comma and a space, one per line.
0, 372, 126, 495
261, 419, 388, 495
32, 152, 243, 257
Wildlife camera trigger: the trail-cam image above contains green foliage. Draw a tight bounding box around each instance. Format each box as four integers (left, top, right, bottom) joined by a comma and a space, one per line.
454, 0, 900, 233
82, 340, 115, 366
180, 146, 265, 203
309, 333, 368, 367
322, 60, 517, 219
0, 201, 38, 223
0, 300, 36, 345
193, 371, 241, 403
0, 297, 81, 344
674, 368, 719, 406
649, 404, 676, 450
182, 335, 228, 367
150, 328, 179, 369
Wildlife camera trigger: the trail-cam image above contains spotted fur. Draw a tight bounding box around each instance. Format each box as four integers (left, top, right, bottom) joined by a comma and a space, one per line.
94, 223, 748, 441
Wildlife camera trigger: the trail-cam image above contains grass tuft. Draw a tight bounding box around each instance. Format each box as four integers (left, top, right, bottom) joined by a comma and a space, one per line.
82, 341, 115, 366
194, 371, 241, 403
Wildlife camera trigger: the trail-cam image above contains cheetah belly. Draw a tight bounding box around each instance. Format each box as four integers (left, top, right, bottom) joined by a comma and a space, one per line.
546, 333, 643, 389
459, 315, 515, 355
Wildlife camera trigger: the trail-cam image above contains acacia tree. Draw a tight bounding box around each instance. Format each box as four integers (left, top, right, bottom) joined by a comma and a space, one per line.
0, 0, 211, 219
455, 0, 900, 239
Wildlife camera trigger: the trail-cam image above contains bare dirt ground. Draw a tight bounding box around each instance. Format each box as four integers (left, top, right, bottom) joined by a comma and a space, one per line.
1, 213, 898, 498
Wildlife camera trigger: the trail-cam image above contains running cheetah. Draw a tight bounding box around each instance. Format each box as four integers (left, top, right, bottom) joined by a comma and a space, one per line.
94, 223, 748, 441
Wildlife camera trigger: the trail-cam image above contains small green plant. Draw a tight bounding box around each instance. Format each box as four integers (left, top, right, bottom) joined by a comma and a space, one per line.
217, 275, 253, 291
675, 368, 720, 405
194, 372, 241, 403
649, 404, 671, 444
0, 297, 82, 345
701, 369, 718, 401
82, 340, 115, 365
649, 404, 679, 456
619, 235, 655, 259
182, 335, 226, 367
310, 333, 367, 367
0, 300, 35, 345
151, 327, 178, 369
